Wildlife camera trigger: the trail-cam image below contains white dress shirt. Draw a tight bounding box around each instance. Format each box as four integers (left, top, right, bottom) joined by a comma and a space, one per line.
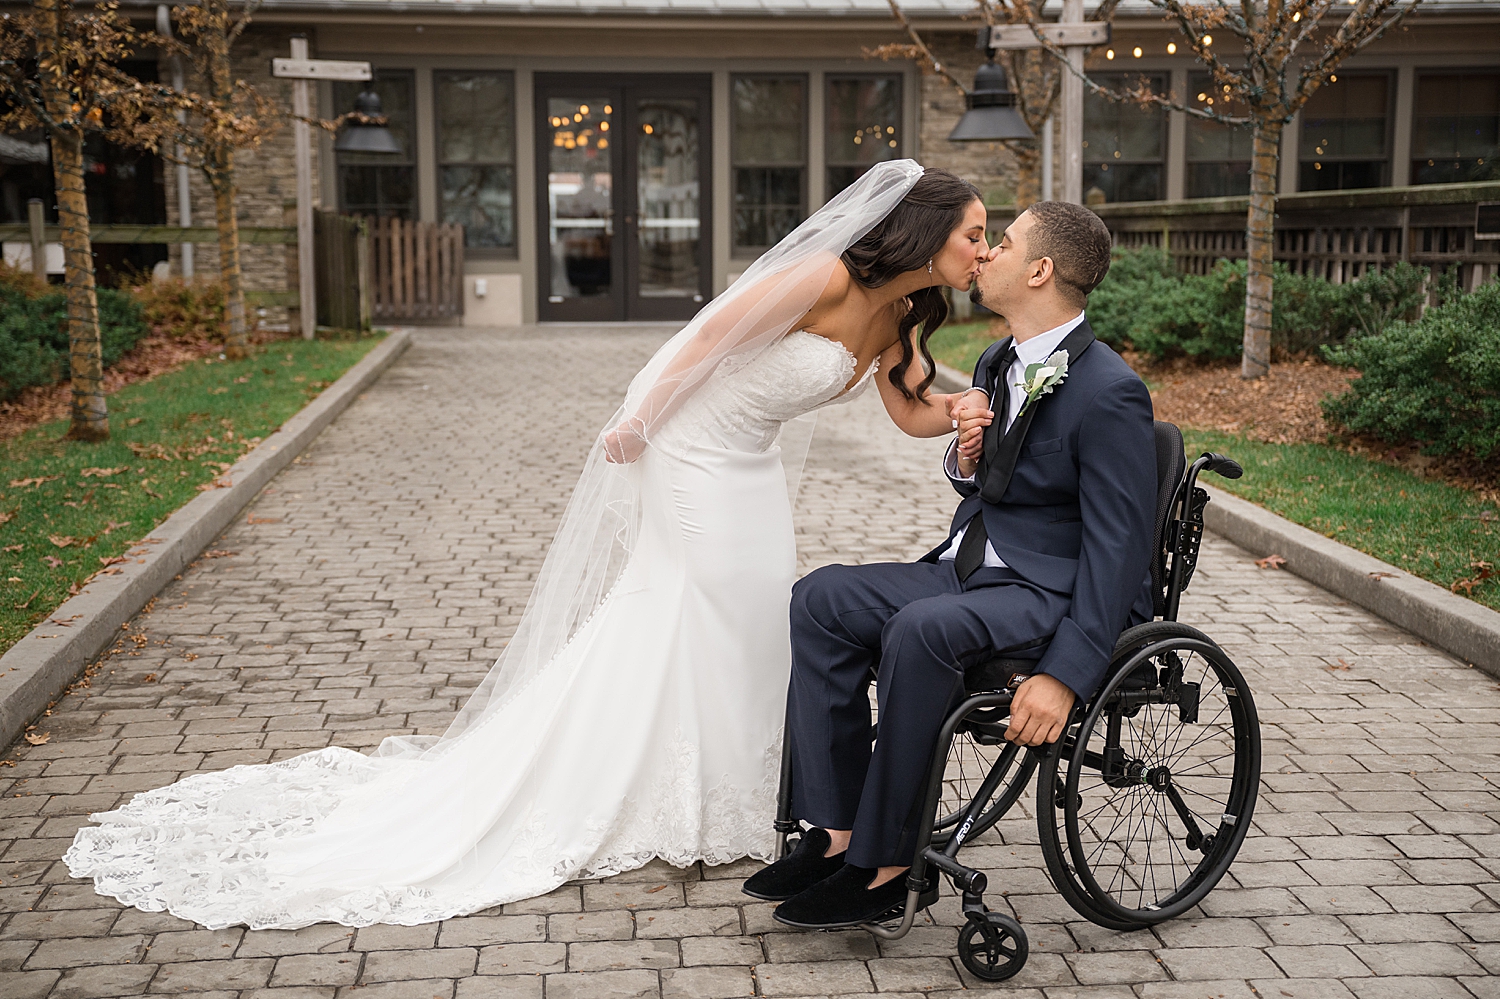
938, 312, 1087, 568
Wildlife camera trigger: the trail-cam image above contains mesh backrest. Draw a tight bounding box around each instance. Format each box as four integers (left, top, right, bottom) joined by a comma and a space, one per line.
1150, 421, 1186, 617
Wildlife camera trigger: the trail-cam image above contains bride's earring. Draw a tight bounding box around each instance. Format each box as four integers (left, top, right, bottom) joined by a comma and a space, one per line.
927, 259, 934, 274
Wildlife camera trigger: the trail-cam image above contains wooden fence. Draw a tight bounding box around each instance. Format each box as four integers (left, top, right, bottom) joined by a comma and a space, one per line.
1006, 181, 1500, 291
366, 216, 464, 322
314, 211, 371, 331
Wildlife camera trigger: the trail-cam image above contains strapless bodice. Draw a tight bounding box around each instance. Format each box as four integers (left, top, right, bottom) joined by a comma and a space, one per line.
652, 331, 878, 456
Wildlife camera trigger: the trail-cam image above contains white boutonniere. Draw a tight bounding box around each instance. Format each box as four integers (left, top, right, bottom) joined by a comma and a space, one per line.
1013, 350, 1070, 415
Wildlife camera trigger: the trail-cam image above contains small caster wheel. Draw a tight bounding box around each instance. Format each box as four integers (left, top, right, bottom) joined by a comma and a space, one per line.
957, 911, 1028, 982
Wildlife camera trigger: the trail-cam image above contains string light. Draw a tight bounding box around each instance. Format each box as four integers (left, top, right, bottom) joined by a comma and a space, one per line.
600, 121, 609, 131
1292, 10, 1301, 20
1106, 48, 1115, 59
1330, 74, 1338, 82
643, 123, 654, 134
1133, 46, 1142, 58
579, 104, 589, 115
604, 104, 613, 114
1167, 42, 1177, 54
1202, 34, 1213, 45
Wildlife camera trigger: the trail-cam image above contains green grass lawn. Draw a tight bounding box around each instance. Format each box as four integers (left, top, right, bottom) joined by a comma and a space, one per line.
929, 320, 998, 376
0, 334, 383, 654
1184, 430, 1500, 610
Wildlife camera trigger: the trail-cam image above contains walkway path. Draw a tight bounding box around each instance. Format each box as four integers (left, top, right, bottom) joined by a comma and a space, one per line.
1, 326, 1496, 999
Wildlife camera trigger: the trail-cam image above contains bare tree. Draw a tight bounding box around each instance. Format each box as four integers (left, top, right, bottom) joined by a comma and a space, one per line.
166, 0, 276, 360
0, 0, 175, 440
1022, 0, 1424, 378
872, 0, 1115, 206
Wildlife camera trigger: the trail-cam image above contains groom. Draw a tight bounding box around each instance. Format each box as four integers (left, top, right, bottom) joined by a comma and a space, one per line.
743, 201, 1158, 927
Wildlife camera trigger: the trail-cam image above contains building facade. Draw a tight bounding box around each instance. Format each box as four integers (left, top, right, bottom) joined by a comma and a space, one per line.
5, 0, 1496, 325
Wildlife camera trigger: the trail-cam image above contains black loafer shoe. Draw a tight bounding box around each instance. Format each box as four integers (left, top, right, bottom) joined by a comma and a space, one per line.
742, 827, 847, 902
773, 863, 939, 929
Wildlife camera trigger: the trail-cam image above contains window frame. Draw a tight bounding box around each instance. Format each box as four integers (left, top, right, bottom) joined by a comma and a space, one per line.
1183, 72, 1255, 199
433, 68, 519, 258
1297, 69, 1394, 192
1082, 71, 1167, 203
1410, 68, 1500, 187
730, 72, 809, 260
823, 73, 905, 200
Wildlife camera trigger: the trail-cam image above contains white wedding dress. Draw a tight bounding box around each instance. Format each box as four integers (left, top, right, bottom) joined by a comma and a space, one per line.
63, 331, 879, 930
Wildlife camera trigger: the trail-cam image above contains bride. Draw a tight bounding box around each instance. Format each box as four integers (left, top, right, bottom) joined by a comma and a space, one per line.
64, 161, 989, 930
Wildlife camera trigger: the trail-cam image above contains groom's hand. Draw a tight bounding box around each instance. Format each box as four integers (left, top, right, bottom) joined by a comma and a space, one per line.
1005, 674, 1075, 747
949, 390, 992, 477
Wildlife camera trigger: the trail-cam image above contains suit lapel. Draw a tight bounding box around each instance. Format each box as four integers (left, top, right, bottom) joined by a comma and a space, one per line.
978, 337, 1014, 472
977, 320, 1097, 505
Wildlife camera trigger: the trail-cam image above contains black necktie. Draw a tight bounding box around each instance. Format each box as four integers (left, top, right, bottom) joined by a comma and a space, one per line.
976, 344, 1016, 487
955, 344, 1013, 583
953, 509, 988, 582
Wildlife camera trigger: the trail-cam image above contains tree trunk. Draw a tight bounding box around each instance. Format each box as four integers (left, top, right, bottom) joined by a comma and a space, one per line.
52, 130, 108, 440
1012, 142, 1041, 209
36, 0, 108, 441
1241, 118, 1281, 380
211, 160, 249, 359
205, 12, 249, 360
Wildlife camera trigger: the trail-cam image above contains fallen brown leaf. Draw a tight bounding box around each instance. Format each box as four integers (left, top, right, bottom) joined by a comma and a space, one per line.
1369, 571, 1399, 580
1255, 554, 1287, 570
80, 466, 128, 478
246, 515, 280, 525
22, 732, 49, 745
1452, 561, 1495, 596
47, 535, 75, 548
41, 556, 61, 568
9, 475, 60, 488
14, 587, 40, 608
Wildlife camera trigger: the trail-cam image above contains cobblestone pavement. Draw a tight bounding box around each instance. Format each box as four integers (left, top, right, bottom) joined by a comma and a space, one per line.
2, 326, 1497, 999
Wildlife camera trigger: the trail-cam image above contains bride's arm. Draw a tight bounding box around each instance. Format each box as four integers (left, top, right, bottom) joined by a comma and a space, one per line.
604, 258, 845, 462
872, 337, 962, 438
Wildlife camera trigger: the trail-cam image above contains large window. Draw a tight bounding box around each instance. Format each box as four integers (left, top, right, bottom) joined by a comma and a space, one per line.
1412, 72, 1500, 185
825, 75, 903, 198
1299, 73, 1390, 191
435, 71, 516, 250
335, 70, 415, 219
1083, 74, 1166, 203
731, 75, 806, 255
1186, 73, 1252, 198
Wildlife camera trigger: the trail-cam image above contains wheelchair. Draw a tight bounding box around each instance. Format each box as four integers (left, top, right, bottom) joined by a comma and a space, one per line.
770, 422, 1261, 982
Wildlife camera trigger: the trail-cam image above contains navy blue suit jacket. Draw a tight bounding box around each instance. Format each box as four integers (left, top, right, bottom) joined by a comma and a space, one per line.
930, 320, 1157, 700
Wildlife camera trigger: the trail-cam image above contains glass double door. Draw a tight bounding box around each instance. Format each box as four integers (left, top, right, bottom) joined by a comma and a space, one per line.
536, 74, 712, 322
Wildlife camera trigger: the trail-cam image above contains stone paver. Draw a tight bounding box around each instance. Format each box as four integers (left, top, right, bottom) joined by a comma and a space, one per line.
2, 325, 1497, 998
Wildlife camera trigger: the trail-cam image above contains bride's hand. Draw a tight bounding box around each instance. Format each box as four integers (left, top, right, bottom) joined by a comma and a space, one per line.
603, 426, 648, 464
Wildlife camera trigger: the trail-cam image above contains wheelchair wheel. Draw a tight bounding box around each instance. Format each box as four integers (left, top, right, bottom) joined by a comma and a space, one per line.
1037, 623, 1260, 927
930, 722, 1038, 849
957, 910, 1028, 981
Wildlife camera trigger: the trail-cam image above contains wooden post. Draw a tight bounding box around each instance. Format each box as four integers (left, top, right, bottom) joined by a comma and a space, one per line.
27, 198, 46, 282
291, 36, 316, 339
1060, 0, 1084, 204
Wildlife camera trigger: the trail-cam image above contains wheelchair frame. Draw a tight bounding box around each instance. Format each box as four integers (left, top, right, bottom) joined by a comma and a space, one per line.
770, 434, 1260, 982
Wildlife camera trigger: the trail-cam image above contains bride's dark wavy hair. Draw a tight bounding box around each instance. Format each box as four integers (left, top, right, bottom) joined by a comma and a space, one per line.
841, 167, 983, 401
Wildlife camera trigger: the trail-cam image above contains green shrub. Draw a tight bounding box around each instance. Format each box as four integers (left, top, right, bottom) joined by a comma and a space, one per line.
1090, 248, 1430, 360
1322, 279, 1500, 461
129, 277, 226, 341
0, 287, 148, 401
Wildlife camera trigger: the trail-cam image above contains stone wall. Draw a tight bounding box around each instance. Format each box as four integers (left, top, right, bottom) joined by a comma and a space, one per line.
161, 25, 314, 329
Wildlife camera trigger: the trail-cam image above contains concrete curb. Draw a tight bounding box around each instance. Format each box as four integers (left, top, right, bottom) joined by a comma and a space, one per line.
932, 360, 971, 394
1200, 483, 1500, 678
0, 329, 413, 751
932, 354, 1500, 676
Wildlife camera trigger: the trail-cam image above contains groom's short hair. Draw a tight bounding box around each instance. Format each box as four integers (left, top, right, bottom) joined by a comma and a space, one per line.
1023, 202, 1113, 308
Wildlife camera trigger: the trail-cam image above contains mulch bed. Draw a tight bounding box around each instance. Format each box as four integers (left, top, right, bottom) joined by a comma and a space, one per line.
1137, 353, 1356, 446
1131, 352, 1499, 502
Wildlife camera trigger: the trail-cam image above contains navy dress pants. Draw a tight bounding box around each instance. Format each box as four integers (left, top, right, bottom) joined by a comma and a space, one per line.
787, 559, 1070, 869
